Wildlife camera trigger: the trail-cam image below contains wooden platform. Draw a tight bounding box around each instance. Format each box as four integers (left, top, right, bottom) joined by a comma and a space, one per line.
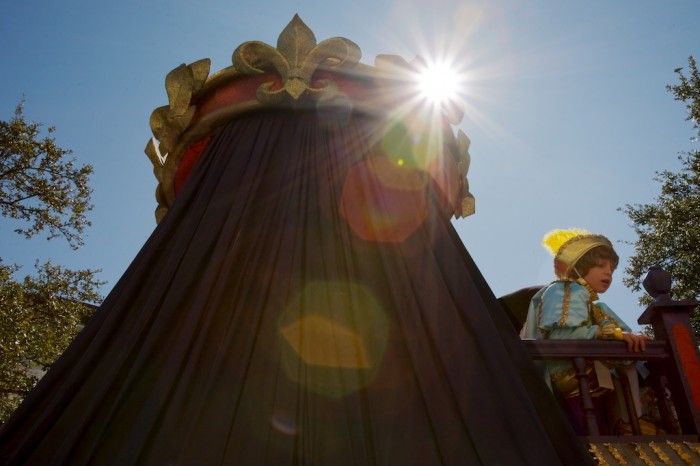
588, 439, 700, 465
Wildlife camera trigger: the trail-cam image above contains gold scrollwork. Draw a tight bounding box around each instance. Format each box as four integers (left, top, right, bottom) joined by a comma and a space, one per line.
456, 130, 475, 218
145, 59, 212, 180
232, 14, 361, 106
144, 15, 473, 223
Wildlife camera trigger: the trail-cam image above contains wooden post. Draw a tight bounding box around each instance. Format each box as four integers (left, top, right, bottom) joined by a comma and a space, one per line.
573, 357, 599, 436
638, 266, 700, 435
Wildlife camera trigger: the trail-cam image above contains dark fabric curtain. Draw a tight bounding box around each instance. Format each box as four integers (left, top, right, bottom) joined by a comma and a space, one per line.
0, 110, 592, 465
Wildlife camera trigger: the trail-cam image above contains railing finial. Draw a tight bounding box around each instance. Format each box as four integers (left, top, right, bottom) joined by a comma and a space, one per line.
643, 266, 672, 301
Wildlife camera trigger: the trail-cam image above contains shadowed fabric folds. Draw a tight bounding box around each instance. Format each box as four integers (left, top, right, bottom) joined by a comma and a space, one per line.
0, 110, 592, 465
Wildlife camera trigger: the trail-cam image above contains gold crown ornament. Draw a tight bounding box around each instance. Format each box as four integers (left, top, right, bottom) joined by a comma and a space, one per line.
144, 15, 475, 223
542, 228, 613, 277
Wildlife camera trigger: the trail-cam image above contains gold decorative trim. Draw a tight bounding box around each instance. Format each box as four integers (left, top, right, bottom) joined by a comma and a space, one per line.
145, 58, 213, 218
604, 443, 625, 464
648, 441, 671, 464
633, 443, 656, 466
577, 277, 599, 302
589, 442, 700, 464
145, 15, 473, 222
456, 130, 475, 217
684, 441, 700, 457
560, 281, 571, 327
670, 441, 696, 465
233, 15, 361, 106
588, 444, 609, 465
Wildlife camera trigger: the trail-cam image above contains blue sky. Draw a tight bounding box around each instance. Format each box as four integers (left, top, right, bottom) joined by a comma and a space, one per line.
1, 0, 698, 331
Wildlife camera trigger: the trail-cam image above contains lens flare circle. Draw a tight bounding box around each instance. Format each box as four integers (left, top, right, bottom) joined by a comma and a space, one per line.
277, 281, 390, 398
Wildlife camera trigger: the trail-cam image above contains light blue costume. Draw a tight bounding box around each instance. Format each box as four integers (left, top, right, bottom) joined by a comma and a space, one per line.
521, 278, 632, 396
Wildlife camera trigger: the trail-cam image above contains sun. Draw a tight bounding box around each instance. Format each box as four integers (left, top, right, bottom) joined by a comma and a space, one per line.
415, 61, 462, 105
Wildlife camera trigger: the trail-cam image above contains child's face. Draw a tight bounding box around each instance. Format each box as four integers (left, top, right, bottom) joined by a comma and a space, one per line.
582, 258, 614, 293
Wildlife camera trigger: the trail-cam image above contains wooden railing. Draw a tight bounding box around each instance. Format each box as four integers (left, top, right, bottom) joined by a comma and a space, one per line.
521, 267, 700, 441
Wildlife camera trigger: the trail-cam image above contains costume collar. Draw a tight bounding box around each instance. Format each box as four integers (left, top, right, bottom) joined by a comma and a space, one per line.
575, 278, 599, 301
553, 278, 599, 301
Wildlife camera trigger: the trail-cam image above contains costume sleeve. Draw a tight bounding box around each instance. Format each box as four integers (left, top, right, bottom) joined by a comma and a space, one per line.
594, 302, 632, 332
520, 287, 547, 339
538, 282, 598, 340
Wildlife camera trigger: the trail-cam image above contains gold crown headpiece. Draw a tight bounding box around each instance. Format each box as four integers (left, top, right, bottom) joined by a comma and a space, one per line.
542, 228, 613, 277
145, 15, 475, 222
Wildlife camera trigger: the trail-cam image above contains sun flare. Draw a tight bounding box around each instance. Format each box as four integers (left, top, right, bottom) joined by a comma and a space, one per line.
416, 62, 462, 105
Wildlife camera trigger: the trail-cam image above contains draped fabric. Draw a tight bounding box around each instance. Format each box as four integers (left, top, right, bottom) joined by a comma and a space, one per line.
0, 110, 592, 465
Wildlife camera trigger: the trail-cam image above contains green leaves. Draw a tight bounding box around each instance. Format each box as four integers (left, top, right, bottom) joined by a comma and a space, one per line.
0, 101, 102, 421
0, 101, 94, 249
667, 56, 700, 132
622, 56, 700, 339
0, 260, 103, 421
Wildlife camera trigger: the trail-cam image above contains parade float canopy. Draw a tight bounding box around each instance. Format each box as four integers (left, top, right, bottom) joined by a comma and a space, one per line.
0, 15, 594, 465
144, 14, 475, 224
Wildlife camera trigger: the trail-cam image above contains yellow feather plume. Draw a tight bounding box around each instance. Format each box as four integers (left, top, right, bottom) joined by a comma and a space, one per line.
541, 228, 591, 256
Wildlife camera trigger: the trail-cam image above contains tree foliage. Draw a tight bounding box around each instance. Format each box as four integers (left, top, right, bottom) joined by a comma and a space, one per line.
0, 101, 93, 249
0, 261, 101, 421
0, 103, 103, 422
621, 56, 700, 338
